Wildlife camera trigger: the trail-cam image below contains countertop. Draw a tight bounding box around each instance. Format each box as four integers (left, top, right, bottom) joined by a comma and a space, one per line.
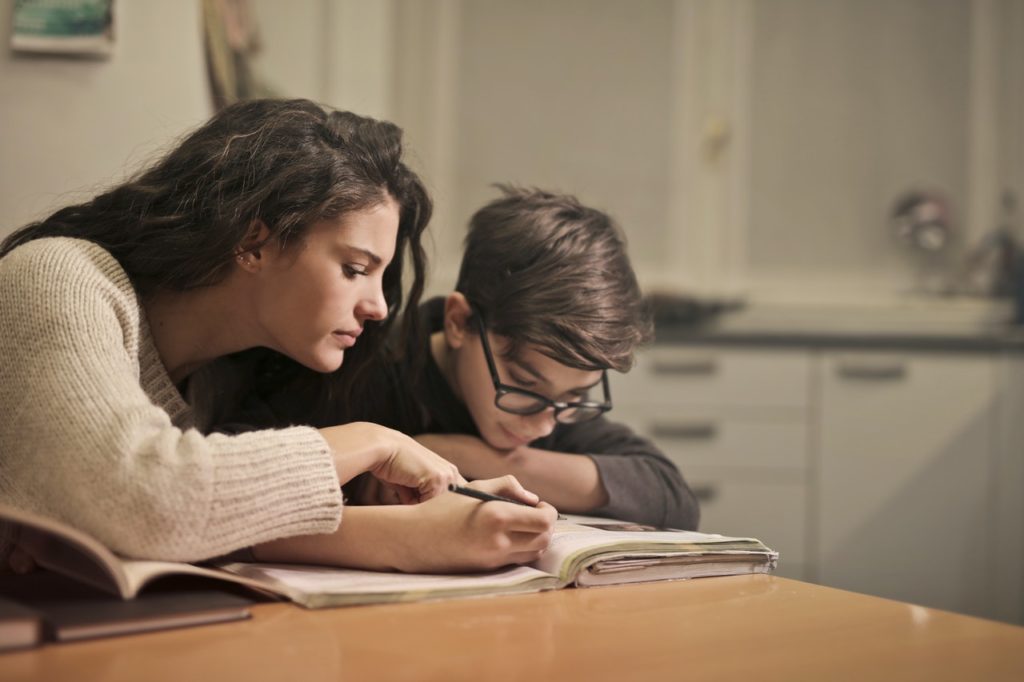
652, 299, 1024, 351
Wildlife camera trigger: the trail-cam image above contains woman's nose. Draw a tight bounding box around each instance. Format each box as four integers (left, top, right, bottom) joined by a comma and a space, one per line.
358, 284, 389, 322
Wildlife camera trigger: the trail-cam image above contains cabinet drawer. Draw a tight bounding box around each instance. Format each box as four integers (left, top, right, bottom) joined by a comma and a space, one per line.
614, 347, 811, 410
685, 466, 807, 573
616, 407, 808, 471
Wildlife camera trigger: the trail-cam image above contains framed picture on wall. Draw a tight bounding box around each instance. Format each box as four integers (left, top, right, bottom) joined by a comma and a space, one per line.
11, 0, 116, 58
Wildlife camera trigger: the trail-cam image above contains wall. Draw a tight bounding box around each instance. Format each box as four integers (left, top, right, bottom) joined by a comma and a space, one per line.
394, 0, 678, 295
745, 0, 970, 296
8, 1, 1017, 305
0, 1, 210, 237
251, 0, 396, 121
997, 0, 1024, 226
384, 0, 1020, 303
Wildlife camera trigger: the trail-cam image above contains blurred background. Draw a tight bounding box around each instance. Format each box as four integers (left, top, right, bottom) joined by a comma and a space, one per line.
1, 0, 1022, 623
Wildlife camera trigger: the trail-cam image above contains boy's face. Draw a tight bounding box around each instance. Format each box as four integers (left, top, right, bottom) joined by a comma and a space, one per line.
450, 326, 604, 450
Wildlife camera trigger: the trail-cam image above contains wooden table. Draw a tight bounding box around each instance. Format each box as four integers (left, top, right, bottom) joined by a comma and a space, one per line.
2, 575, 1023, 681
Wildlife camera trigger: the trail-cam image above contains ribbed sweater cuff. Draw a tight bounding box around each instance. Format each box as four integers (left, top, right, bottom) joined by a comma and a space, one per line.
204, 426, 343, 550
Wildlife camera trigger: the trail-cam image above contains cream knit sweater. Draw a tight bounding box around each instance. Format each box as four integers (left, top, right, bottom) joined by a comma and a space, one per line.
0, 238, 343, 562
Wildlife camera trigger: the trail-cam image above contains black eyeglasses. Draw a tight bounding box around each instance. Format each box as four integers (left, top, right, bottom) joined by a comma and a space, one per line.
473, 312, 612, 424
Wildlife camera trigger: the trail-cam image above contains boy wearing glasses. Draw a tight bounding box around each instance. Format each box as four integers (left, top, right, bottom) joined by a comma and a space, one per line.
350, 186, 699, 529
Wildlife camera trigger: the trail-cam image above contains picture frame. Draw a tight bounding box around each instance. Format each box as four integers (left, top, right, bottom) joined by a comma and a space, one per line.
11, 0, 116, 58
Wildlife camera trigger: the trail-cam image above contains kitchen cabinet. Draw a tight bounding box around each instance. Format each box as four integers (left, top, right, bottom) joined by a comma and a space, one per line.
613, 347, 813, 580
816, 351, 997, 619
614, 342, 1023, 623
992, 352, 1024, 624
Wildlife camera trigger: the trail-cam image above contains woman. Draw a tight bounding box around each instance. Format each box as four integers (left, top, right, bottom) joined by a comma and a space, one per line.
0, 99, 554, 572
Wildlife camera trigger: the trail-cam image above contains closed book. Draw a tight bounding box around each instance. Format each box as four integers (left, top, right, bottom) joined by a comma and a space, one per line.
0, 596, 43, 652
0, 572, 253, 643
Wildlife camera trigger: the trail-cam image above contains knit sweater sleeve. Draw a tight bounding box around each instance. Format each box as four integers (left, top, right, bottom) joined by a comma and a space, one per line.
0, 239, 343, 562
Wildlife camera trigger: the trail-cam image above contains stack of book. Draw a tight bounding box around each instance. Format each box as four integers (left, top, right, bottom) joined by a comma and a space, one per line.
0, 503, 778, 650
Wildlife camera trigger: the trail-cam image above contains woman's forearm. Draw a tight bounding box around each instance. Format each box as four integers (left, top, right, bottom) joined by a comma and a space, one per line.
252, 505, 409, 571
251, 481, 557, 573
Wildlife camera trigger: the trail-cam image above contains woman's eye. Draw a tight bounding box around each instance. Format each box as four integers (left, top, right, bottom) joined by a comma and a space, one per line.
342, 264, 368, 278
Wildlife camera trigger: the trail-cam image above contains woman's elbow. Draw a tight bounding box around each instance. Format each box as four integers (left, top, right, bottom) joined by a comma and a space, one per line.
94, 498, 222, 562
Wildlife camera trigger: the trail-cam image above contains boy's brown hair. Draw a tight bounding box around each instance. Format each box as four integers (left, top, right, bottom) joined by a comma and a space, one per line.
455, 185, 652, 372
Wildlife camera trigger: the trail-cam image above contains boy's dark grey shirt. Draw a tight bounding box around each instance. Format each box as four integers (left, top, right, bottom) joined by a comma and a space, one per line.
409, 298, 700, 530
220, 299, 701, 530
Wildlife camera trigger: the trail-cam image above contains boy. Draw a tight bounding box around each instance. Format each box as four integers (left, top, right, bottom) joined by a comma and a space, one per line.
351, 186, 698, 529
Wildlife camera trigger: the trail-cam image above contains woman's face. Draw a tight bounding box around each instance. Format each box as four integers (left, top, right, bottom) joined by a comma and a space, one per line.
254, 196, 399, 372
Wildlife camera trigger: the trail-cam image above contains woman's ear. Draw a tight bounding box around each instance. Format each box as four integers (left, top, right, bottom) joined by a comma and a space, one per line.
443, 292, 473, 349
235, 219, 272, 271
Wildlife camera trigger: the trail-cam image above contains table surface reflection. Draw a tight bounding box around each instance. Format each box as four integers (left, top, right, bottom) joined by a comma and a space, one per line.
2, 575, 1023, 681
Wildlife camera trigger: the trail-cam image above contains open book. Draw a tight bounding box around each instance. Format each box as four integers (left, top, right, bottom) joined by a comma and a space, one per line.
1, 504, 777, 610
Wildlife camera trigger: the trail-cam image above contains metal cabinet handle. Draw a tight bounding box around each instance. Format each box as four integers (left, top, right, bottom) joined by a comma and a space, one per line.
691, 484, 718, 503
650, 357, 718, 376
650, 421, 718, 440
836, 362, 907, 381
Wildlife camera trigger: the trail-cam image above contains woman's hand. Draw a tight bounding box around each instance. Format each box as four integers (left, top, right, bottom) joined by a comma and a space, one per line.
252, 475, 557, 572
350, 474, 403, 505
318, 422, 464, 503
392, 475, 556, 572
5, 545, 37, 574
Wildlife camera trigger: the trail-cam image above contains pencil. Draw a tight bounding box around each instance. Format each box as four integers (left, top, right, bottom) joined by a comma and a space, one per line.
447, 484, 566, 520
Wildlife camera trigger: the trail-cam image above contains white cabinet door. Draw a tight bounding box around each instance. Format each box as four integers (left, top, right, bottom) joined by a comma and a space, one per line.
817, 351, 997, 619
684, 466, 808, 580
993, 352, 1024, 624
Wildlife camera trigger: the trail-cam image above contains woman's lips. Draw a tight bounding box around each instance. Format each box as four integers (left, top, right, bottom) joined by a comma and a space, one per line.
332, 330, 360, 348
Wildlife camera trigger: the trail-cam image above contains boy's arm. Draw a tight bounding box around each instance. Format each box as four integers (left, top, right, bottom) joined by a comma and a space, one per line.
548, 418, 700, 529
415, 434, 609, 512
417, 418, 700, 529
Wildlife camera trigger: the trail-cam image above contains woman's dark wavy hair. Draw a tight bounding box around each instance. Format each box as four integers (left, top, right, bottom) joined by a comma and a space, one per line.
0, 98, 430, 411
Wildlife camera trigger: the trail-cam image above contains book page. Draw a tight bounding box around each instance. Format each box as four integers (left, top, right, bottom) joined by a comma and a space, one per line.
1, 504, 130, 597
1, 504, 275, 601
116, 561, 279, 599
576, 557, 775, 587
219, 563, 558, 608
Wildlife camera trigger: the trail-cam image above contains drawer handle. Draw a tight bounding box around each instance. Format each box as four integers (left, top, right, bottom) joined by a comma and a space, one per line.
691, 484, 718, 503
651, 422, 718, 440
836, 362, 907, 381
650, 358, 718, 376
